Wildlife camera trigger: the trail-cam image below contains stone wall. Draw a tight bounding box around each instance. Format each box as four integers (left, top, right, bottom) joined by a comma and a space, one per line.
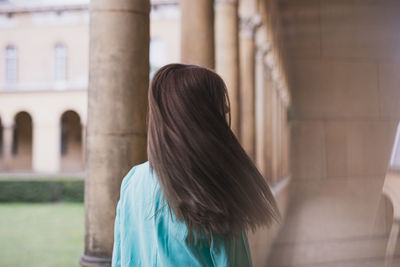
268, 0, 400, 266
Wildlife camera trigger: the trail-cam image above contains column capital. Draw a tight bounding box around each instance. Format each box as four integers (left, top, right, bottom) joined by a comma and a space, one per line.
239, 14, 261, 39
278, 84, 290, 107
272, 67, 280, 82
264, 51, 276, 71
256, 42, 270, 61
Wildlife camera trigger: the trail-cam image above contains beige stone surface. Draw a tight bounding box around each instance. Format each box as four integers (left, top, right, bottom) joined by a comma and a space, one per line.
262, 72, 273, 179
276, 101, 283, 178
280, 0, 321, 59
325, 120, 397, 179
240, 37, 256, 157
215, 0, 240, 136
82, 0, 149, 263
180, 0, 214, 68
0, 12, 89, 86
280, 178, 385, 242
271, 86, 279, 181
274, 1, 400, 265
150, 14, 180, 65
91, 0, 150, 11
379, 62, 400, 119
0, 90, 87, 172
281, 104, 290, 177
0, 125, 13, 170
268, 237, 396, 267
291, 59, 380, 119
248, 176, 291, 267
291, 120, 326, 179
320, 1, 400, 61
255, 47, 266, 175
268, 178, 400, 266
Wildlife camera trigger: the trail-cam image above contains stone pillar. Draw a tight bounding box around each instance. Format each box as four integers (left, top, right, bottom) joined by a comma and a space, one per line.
264, 52, 279, 182
271, 82, 279, 182
80, 0, 149, 266
281, 100, 288, 177
280, 94, 287, 178
2, 122, 14, 170
81, 123, 86, 169
262, 63, 274, 181
276, 93, 282, 178
215, 0, 240, 136
254, 43, 269, 177
239, 15, 260, 159
285, 100, 291, 177
33, 120, 60, 173
181, 0, 214, 69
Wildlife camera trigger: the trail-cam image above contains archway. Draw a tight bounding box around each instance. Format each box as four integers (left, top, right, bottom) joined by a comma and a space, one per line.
60, 110, 83, 172
12, 111, 33, 170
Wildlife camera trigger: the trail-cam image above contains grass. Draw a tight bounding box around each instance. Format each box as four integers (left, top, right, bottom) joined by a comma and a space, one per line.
0, 202, 84, 267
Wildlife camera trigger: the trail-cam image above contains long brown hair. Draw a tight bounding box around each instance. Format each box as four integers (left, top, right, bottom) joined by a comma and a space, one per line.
147, 63, 279, 242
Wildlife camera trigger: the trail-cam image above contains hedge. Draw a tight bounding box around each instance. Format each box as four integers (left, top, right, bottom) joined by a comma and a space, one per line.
0, 179, 84, 202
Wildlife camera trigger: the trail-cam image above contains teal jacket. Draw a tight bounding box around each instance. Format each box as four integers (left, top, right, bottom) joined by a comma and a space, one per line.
111, 161, 253, 267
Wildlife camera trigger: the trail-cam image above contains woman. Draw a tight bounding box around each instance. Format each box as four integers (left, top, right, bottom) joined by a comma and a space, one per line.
111, 63, 279, 267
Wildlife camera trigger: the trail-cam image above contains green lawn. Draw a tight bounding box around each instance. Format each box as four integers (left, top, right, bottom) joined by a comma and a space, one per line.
0, 203, 84, 267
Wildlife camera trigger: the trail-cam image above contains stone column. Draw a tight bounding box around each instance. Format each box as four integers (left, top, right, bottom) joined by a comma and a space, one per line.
215, 0, 240, 136
280, 93, 288, 178
2, 122, 14, 170
81, 123, 86, 169
264, 52, 279, 182
285, 100, 291, 177
181, 0, 214, 69
262, 54, 274, 181
254, 43, 269, 177
239, 15, 261, 159
270, 82, 279, 182
80, 0, 149, 266
281, 100, 287, 177
276, 94, 282, 179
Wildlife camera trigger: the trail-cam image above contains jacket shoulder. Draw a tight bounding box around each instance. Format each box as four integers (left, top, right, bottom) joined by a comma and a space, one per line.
120, 161, 150, 194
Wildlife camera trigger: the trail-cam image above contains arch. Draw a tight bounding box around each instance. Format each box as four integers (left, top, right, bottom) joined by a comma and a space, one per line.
60, 110, 83, 172
12, 111, 33, 170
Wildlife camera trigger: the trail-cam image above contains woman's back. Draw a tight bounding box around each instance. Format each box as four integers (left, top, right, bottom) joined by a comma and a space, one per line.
112, 161, 253, 267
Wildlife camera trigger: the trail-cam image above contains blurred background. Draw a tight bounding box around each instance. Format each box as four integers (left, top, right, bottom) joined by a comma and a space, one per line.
0, 0, 399, 266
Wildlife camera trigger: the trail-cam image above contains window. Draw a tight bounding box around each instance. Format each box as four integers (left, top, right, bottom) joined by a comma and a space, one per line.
54, 43, 67, 81
5, 45, 17, 84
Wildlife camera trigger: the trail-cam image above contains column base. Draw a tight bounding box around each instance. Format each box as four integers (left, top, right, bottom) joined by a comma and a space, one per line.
80, 254, 111, 267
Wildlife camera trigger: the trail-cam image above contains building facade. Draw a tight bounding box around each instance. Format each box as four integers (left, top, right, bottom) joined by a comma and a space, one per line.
0, 0, 179, 173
